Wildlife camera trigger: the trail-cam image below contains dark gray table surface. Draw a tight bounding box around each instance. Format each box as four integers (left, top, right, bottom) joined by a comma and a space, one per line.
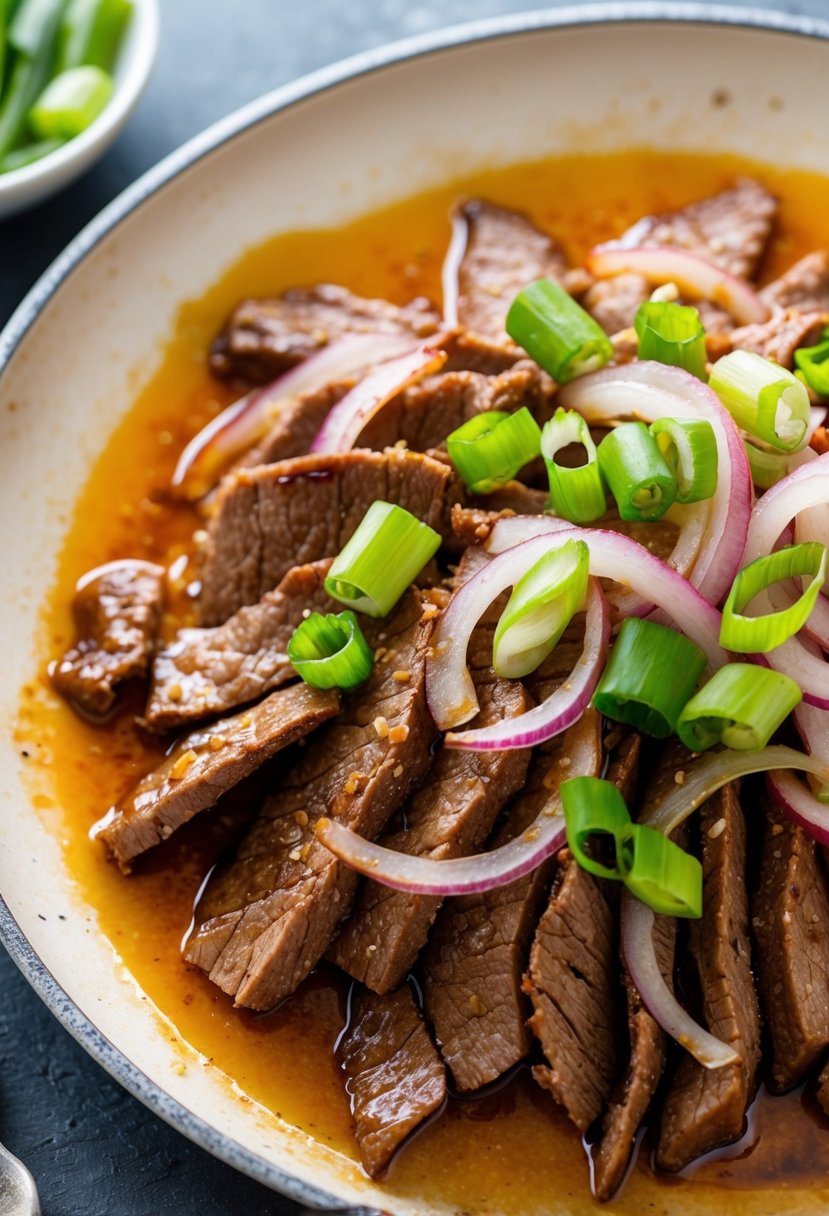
0, 1, 823, 1213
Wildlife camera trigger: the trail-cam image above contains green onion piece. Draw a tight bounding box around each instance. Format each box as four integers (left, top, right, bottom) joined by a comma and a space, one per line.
709, 349, 811, 452
677, 662, 802, 752
597, 421, 677, 522
0, 0, 64, 159
744, 438, 790, 490
622, 824, 702, 918
287, 610, 374, 690
649, 417, 718, 504
506, 277, 613, 385
324, 501, 441, 618
634, 300, 708, 380
720, 542, 828, 653
29, 65, 114, 138
0, 136, 66, 173
492, 538, 589, 679
0, 0, 8, 99
57, 0, 133, 73
540, 407, 607, 523
9, 0, 64, 56
592, 617, 707, 738
561, 776, 632, 881
446, 407, 541, 494
794, 328, 829, 398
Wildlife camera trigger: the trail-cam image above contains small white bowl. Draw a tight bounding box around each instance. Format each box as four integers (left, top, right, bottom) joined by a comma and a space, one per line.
0, 0, 159, 220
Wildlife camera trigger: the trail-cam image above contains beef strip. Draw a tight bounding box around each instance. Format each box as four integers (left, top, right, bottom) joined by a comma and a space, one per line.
329, 616, 532, 994
94, 682, 339, 870
817, 1061, 829, 1117
751, 797, 829, 1092
51, 560, 164, 718
423, 706, 603, 1093
210, 284, 440, 384
585, 179, 777, 334
760, 250, 829, 312
183, 590, 436, 1009
730, 251, 829, 367
452, 200, 568, 343
238, 381, 352, 470
198, 449, 454, 625
246, 361, 552, 470
337, 984, 446, 1177
656, 783, 761, 1171
145, 560, 336, 732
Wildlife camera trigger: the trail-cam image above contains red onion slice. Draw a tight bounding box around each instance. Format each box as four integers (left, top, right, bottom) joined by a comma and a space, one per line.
172, 333, 416, 499
441, 207, 468, 327
586, 245, 770, 325
561, 362, 753, 608
315, 713, 602, 896
427, 525, 727, 732
445, 579, 609, 750
310, 340, 447, 454
621, 894, 740, 1069
769, 770, 829, 845
743, 450, 829, 565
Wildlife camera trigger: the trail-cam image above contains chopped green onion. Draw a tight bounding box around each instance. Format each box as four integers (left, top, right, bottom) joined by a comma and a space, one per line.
287, 610, 374, 690
506, 277, 613, 384
744, 438, 790, 489
650, 417, 718, 504
492, 538, 589, 679
446, 407, 541, 494
677, 662, 802, 752
540, 407, 607, 523
634, 300, 707, 380
597, 421, 677, 522
0, 135, 64, 173
9, 0, 64, 56
57, 0, 133, 73
324, 501, 441, 618
561, 776, 631, 880
720, 542, 828, 653
794, 329, 829, 398
622, 824, 702, 918
592, 617, 707, 738
0, 0, 64, 159
709, 349, 811, 452
29, 65, 114, 138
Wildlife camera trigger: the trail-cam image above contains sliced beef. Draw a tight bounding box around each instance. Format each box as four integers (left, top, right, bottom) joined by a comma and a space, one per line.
423, 707, 603, 1093
336, 984, 446, 1177
145, 560, 336, 732
656, 784, 761, 1171
198, 449, 454, 625
329, 617, 532, 994
183, 590, 436, 1010
730, 251, 829, 367
246, 361, 552, 470
760, 250, 829, 312
51, 560, 164, 719
94, 682, 339, 870
451, 200, 568, 342
585, 179, 777, 334
210, 284, 440, 384
239, 381, 351, 470
817, 1060, 829, 1117
751, 798, 829, 1092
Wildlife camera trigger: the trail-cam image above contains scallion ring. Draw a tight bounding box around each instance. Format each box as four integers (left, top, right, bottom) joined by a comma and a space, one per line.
677, 662, 802, 752
709, 349, 811, 452
634, 300, 707, 381
561, 776, 631, 880
506, 277, 613, 384
621, 824, 702, 918
597, 421, 677, 522
287, 610, 374, 690
720, 542, 828, 653
324, 501, 441, 618
744, 438, 791, 489
794, 329, 829, 397
540, 407, 608, 523
446, 407, 542, 494
649, 417, 718, 504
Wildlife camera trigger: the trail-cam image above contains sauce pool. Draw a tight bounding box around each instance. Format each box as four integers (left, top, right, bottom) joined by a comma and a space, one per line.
17, 148, 829, 1215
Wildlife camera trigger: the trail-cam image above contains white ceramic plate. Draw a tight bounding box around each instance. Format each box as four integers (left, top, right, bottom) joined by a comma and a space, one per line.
2, 6, 829, 1213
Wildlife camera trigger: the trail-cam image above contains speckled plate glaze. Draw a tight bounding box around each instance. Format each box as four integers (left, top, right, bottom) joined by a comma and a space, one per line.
2, 7, 829, 1213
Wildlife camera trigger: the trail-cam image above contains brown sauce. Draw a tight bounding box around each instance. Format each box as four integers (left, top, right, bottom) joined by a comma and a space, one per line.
17, 148, 829, 1212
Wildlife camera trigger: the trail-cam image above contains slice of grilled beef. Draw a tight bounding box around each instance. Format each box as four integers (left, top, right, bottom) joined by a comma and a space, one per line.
423, 707, 603, 1094
94, 682, 339, 870
210, 284, 440, 385
730, 250, 829, 366
145, 560, 335, 732
450, 200, 568, 343
51, 560, 164, 719
198, 449, 453, 625
760, 250, 829, 312
329, 616, 532, 994
183, 590, 436, 1010
656, 783, 761, 1171
751, 797, 829, 1092
585, 178, 777, 334
337, 984, 446, 1177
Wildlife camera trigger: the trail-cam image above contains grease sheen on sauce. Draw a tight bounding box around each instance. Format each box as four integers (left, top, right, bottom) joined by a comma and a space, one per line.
19, 150, 829, 1216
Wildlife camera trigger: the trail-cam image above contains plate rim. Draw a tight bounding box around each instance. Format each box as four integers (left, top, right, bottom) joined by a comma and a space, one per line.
2, 3, 829, 1208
